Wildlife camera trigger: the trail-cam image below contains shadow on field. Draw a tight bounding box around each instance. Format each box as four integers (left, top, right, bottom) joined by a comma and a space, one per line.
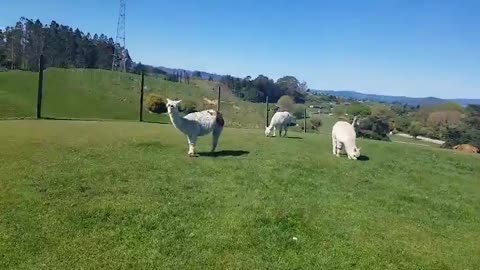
199, 150, 250, 157
142, 120, 169, 125
39, 117, 170, 125
286, 136, 303, 140
357, 155, 370, 161
135, 141, 166, 148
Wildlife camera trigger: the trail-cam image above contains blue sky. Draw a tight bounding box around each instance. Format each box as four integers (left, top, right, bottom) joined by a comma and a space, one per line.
1, 0, 479, 99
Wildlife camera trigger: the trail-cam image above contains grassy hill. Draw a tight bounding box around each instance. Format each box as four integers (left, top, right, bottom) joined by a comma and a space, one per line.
1, 120, 479, 269
0, 69, 266, 128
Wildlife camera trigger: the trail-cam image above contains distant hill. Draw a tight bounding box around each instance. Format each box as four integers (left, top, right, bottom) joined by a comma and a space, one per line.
136, 62, 480, 107
313, 90, 480, 107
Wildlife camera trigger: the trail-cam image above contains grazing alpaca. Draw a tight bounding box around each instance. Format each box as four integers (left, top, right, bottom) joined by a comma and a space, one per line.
265, 111, 296, 137
166, 99, 224, 157
332, 119, 361, 160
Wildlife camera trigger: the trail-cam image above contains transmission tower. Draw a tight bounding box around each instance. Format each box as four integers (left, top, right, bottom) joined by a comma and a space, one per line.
112, 0, 126, 72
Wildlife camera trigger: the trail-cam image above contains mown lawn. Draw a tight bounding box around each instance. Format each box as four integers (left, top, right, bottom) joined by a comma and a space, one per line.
0, 120, 479, 269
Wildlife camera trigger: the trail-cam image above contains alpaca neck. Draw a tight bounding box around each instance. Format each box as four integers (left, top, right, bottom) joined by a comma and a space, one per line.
168, 111, 188, 134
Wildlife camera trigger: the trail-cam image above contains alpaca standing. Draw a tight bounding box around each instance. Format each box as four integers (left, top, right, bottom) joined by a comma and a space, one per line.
265, 111, 296, 137
166, 99, 224, 156
332, 118, 361, 160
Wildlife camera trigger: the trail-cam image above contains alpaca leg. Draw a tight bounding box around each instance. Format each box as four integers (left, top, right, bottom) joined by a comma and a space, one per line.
211, 125, 223, 152
332, 135, 338, 156
337, 142, 344, 157
187, 135, 197, 157
273, 126, 276, 137
283, 126, 288, 137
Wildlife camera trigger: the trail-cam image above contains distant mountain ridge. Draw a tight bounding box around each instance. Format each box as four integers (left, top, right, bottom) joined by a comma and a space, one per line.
143, 63, 480, 107
313, 90, 480, 107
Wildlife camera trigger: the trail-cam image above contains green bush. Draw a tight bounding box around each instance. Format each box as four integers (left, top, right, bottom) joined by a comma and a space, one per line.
347, 102, 372, 117
180, 99, 203, 114
145, 94, 167, 114
310, 116, 322, 130
358, 116, 390, 141
292, 104, 306, 119
277, 95, 295, 111
408, 121, 424, 138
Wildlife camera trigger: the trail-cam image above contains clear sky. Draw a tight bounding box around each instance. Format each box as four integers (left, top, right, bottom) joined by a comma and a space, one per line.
1, 0, 479, 99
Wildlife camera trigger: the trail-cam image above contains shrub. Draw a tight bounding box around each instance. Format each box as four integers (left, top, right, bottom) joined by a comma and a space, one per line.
180, 99, 202, 114
298, 121, 313, 132
310, 116, 322, 130
357, 116, 390, 141
277, 95, 295, 111
292, 104, 306, 119
347, 102, 372, 117
333, 105, 347, 116
145, 94, 167, 114
408, 121, 424, 138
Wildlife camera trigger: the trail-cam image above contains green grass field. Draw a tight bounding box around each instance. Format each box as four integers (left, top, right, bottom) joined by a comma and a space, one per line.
1, 120, 479, 269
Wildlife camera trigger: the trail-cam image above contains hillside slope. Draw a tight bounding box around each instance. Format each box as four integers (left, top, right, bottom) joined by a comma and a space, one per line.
0, 69, 266, 128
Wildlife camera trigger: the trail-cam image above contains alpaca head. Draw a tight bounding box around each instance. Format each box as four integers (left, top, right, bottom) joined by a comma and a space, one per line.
264, 126, 272, 137
166, 99, 182, 114
348, 146, 361, 159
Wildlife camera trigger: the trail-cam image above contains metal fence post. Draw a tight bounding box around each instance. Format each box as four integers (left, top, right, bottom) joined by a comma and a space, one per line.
217, 85, 221, 111
265, 96, 269, 127
304, 107, 307, 133
139, 71, 145, 122
36, 54, 44, 119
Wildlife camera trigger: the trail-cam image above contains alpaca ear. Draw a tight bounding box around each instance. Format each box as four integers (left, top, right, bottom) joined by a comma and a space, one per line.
176, 99, 182, 104
166, 98, 172, 103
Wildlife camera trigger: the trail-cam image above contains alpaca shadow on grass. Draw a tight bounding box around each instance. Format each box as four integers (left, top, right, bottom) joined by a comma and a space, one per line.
199, 150, 250, 157
357, 155, 370, 161
268, 136, 303, 139
141, 120, 169, 125
286, 136, 303, 140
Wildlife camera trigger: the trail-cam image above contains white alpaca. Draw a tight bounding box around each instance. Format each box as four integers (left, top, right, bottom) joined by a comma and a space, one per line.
332, 119, 361, 160
265, 111, 296, 137
166, 99, 224, 157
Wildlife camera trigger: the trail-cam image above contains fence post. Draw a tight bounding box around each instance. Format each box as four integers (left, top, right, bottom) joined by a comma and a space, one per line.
265, 96, 269, 127
36, 54, 44, 119
217, 85, 221, 111
304, 107, 307, 133
139, 71, 145, 122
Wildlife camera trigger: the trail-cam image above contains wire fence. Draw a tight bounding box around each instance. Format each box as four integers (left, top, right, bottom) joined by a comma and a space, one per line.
1, 55, 314, 132
0, 55, 225, 123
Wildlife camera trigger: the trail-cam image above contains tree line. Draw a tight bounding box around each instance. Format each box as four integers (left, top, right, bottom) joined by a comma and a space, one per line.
221, 74, 308, 103
0, 17, 309, 104
0, 17, 132, 71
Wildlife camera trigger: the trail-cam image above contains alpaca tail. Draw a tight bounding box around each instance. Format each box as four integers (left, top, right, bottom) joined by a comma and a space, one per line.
215, 111, 225, 127
212, 111, 224, 152
352, 115, 358, 126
